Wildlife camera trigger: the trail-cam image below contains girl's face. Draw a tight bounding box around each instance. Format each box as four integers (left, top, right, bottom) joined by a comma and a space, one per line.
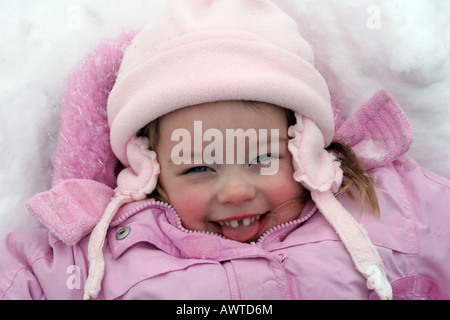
155, 101, 305, 243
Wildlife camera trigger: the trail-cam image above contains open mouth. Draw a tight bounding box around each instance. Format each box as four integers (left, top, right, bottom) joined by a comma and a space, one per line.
210, 212, 269, 243
215, 214, 263, 228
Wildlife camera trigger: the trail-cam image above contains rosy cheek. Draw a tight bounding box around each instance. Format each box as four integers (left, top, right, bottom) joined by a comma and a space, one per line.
170, 186, 210, 231
280, 182, 303, 199
268, 169, 303, 199
264, 174, 305, 225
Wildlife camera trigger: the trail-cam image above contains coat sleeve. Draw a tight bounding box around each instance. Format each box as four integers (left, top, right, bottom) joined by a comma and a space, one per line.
0, 229, 49, 299
391, 156, 450, 299
0, 229, 86, 300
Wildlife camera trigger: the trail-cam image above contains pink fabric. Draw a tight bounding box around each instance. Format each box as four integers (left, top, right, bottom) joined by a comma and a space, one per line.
311, 190, 391, 299
84, 137, 160, 300
25, 179, 113, 246
84, 194, 133, 300
51, 31, 135, 189
115, 136, 160, 200
288, 114, 392, 299
2, 156, 450, 300
369, 275, 450, 300
288, 116, 343, 193
334, 90, 413, 170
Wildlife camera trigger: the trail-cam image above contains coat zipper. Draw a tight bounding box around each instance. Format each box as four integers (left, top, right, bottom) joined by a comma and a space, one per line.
255, 203, 317, 246
112, 198, 316, 246
111, 198, 225, 238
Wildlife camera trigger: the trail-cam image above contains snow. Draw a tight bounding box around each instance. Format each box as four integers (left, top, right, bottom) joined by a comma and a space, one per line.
0, 0, 449, 236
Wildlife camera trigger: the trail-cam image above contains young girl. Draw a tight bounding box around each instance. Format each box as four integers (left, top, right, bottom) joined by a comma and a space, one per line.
1, 0, 449, 300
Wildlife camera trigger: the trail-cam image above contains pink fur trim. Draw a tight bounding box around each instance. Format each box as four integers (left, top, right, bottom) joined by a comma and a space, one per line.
51, 31, 135, 189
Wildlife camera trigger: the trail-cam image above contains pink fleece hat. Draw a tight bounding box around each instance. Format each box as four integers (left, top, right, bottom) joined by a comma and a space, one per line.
107, 0, 334, 168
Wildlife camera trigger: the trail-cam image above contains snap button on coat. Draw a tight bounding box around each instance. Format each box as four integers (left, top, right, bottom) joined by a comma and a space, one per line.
116, 227, 131, 240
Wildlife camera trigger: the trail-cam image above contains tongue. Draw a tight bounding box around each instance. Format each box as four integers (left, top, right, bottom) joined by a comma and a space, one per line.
221, 220, 260, 242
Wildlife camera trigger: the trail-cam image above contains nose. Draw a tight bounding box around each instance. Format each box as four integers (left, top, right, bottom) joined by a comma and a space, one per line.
216, 175, 256, 205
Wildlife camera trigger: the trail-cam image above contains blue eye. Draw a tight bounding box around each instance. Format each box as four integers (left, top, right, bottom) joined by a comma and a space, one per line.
250, 154, 277, 165
183, 166, 214, 174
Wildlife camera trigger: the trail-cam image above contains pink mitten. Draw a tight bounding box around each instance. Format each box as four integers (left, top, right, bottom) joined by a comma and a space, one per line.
334, 90, 413, 170
26, 179, 114, 246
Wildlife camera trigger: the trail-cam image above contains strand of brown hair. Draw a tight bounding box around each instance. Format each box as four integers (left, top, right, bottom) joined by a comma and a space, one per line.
327, 141, 380, 215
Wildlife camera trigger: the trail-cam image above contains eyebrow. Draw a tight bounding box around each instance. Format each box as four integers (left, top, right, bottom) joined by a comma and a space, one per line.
167, 137, 288, 166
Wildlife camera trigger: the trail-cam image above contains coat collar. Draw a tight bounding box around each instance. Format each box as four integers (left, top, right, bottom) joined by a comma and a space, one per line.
107, 198, 317, 261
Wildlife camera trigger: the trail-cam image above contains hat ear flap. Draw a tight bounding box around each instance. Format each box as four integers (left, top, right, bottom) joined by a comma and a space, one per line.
288, 115, 343, 193
288, 114, 393, 300
116, 136, 160, 200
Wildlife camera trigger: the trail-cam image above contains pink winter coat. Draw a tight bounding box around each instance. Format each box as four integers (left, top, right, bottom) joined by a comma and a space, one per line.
1, 154, 449, 300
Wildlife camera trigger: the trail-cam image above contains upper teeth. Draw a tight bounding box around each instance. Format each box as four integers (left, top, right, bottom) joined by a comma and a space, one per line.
218, 215, 262, 228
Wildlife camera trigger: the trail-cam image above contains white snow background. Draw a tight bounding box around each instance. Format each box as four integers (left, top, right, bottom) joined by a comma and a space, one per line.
1, 0, 449, 238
